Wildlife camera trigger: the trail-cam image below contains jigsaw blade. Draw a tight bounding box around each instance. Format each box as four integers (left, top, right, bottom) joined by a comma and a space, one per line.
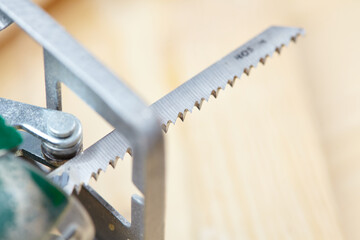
151, 26, 304, 132
48, 26, 304, 194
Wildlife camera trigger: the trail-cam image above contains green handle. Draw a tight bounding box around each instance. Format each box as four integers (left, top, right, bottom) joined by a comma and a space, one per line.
0, 116, 22, 150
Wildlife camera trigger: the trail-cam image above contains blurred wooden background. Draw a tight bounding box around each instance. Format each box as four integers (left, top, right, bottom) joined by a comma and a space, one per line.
1, 0, 359, 239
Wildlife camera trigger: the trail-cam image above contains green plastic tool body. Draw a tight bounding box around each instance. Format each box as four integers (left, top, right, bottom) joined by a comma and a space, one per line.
0, 116, 22, 150
0, 153, 69, 240
0, 115, 69, 240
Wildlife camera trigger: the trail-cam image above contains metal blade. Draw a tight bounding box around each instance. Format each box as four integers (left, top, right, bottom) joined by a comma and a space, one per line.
48, 26, 304, 194
151, 26, 304, 132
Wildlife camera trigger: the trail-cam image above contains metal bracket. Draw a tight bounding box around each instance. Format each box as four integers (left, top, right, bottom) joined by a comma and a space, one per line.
0, 0, 165, 239
0, 98, 83, 166
78, 186, 145, 240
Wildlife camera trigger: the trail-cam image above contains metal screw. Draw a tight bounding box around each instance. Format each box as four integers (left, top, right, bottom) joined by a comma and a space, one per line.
47, 111, 76, 138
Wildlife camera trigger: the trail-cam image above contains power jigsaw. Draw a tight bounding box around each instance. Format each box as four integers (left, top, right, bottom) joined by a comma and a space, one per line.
0, 0, 304, 239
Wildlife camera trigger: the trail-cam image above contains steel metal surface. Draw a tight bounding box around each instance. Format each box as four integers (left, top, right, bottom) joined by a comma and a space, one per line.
0, 0, 165, 239
0, 98, 83, 163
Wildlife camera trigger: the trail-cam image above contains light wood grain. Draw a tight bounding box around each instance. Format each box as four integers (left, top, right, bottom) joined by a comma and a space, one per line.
1, 0, 359, 239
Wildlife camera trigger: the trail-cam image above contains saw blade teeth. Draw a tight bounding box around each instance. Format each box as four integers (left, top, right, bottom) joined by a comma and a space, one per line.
49, 27, 305, 194
275, 46, 281, 54
211, 87, 222, 98
178, 109, 189, 122
157, 29, 304, 132
211, 89, 217, 98
275, 44, 285, 54
162, 121, 172, 133
161, 124, 167, 132
291, 33, 301, 43
91, 172, 99, 180
85, 29, 303, 187
109, 157, 119, 168
126, 147, 133, 157
195, 98, 205, 110
184, 109, 189, 120
178, 112, 184, 121
260, 55, 269, 65
231, 77, 238, 87
244, 65, 254, 76
227, 79, 234, 87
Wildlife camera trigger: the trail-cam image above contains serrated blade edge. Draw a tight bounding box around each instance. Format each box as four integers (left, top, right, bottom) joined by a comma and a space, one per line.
48, 26, 304, 194
150, 26, 304, 132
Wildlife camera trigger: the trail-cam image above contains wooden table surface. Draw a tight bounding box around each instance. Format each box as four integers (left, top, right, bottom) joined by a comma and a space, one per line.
1, 0, 359, 239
